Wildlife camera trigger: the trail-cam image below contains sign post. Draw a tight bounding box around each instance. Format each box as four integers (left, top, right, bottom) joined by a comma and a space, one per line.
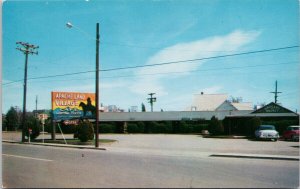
28, 128, 32, 143
42, 119, 45, 143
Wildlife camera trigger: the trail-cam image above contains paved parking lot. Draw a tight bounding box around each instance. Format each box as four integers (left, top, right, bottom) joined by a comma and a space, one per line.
3, 132, 299, 156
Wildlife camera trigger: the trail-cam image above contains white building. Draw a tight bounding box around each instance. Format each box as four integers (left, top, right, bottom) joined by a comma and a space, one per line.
100, 104, 124, 112
130, 106, 138, 112
186, 93, 253, 111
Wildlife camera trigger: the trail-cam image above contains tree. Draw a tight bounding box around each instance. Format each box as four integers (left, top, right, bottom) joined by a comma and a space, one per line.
6, 107, 19, 131
141, 103, 146, 112
2, 114, 7, 131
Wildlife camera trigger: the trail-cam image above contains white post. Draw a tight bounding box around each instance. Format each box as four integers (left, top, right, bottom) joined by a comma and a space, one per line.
42, 122, 45, 143
28, 130, 30, 144
57, 123, 67, 145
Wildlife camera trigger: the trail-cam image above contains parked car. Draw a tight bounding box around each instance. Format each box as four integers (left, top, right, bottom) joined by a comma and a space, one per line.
282, 126, 300, 141
255, 125, 279, 141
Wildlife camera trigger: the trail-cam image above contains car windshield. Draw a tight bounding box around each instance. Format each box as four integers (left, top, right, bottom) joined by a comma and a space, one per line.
291, 127, 300, 130
259, 125, 275, 130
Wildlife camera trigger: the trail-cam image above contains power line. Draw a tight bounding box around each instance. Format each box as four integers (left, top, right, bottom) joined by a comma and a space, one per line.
3, 45, 298, 86
101, 61, 298, 79
2, 60, 297, 86
100, 45, 298, 72
3, 60, 297, 87
2, 70, 95, 86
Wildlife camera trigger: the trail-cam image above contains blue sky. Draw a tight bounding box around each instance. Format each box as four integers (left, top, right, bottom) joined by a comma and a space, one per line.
2, 0, 299, 113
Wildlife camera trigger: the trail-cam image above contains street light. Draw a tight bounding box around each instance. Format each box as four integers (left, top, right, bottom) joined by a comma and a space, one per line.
66, 22, 100, 148
66, 22, 73, 28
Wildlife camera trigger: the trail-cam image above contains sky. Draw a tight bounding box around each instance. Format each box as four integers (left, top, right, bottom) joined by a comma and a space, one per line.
2, 0, 299, 113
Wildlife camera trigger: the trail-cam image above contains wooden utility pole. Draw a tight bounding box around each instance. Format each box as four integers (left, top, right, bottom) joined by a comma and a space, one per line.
148, 93, 156, 112
95, 23, 100, 148
35, 95, 38, 117
270, 80, 282, 104
16, 42, 39, 142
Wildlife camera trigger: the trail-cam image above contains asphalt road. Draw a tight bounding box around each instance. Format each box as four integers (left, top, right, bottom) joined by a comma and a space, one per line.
3, 142, 299, 188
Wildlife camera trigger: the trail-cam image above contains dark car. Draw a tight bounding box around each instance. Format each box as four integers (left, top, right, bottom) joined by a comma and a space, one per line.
282, 126, 300, 141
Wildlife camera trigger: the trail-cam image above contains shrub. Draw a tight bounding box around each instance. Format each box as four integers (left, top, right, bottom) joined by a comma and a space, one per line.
159, 121, 172, 133
149, 121, 172, 133
179, 121, 190, 133
44, 118, 53, 133
100, 123, 116, 133
193, 124, 209, 133
127, 123, 139, 133
208, 116, 224, 135
77, 120, 94, 142
114, 122, 125, 133
24, 114, 40, 140
172, 121, 181, 133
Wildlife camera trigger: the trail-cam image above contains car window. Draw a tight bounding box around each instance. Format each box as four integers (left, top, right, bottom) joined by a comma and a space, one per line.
292, 127, 300, 130
260, 125, 275, 130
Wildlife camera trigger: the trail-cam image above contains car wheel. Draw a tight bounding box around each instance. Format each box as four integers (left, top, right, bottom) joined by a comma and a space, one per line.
291, 135, 295, 141
291, 135, 298, 141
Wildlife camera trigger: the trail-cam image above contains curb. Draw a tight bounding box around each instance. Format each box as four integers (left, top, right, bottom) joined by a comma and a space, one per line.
2, 140, 106, 151
210, 153, 299, 161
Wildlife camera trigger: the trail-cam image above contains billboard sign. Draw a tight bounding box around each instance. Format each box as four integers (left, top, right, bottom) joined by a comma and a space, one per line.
51, 92, 96, 121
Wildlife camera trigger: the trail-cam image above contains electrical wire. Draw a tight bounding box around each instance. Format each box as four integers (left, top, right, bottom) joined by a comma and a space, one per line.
3, 61, 297, 87
101, 45, 299, 72
2, 45, 298, 86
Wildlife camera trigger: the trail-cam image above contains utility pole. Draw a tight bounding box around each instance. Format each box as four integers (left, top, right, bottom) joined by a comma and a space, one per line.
16, 42, 39, 142
35, 95, 38, 118
148, 93, 156, 112
95, 23, 100, 148
270, 80, 282, 104
65, 22, 100, 148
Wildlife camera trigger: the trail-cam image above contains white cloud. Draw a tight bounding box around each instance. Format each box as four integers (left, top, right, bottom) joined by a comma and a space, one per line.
130, 30, 261, 95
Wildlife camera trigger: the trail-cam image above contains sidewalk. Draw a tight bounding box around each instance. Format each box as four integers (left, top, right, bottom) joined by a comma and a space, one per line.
210, 153, 299, 161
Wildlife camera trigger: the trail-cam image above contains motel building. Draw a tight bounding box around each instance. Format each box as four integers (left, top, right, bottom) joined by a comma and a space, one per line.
98, 93, 299, 135
50, 92, 299, 136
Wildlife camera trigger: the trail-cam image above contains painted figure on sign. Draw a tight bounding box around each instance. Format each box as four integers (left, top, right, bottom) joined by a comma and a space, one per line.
79, 97, 96, 118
